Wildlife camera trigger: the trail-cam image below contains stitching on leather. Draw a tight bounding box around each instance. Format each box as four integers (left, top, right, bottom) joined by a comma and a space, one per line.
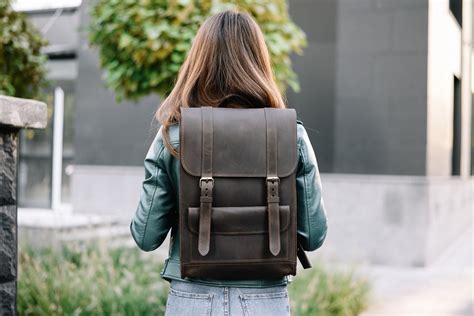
184, 260, 294, 265
141, 144, 165, 249
181, 161, 298, 178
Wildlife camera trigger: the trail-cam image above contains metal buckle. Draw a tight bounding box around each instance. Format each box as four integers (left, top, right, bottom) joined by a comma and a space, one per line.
199, 177, 214, 188
266, 176, 280, 184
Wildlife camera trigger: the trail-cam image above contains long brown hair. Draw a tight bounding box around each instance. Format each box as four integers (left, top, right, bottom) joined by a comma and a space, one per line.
156, 9, 286, 158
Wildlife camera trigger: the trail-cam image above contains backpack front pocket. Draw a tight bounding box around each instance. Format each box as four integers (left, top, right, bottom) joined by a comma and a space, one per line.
186, 205, 291, 261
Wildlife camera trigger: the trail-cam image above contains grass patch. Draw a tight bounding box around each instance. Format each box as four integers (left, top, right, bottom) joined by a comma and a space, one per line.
18, 244, 369, 315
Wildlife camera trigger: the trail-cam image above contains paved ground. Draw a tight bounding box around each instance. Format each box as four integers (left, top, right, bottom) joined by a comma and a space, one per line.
361, 224, 473, 316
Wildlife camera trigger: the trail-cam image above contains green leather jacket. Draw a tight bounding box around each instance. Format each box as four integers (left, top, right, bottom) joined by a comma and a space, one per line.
130, 120, 328, 288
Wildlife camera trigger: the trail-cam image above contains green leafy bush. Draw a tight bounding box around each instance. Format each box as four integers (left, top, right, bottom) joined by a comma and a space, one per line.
88, 0, 306, 101
0, 0, 48, 98
18, 244, 168, 315
18, 244, 369, 316
289, 266, 370, 316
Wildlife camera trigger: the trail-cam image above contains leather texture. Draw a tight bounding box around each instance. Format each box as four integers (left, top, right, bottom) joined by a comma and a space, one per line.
130, 109, 328, 287
179, 107, 297, 279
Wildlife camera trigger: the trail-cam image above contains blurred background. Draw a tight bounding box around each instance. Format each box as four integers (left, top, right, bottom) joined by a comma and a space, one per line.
5, 0, 473, 315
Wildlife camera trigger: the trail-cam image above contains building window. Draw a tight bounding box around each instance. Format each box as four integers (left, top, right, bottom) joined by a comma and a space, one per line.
452, 76, 462, 176
471, 94, 474, 175
449, 0, 463, 27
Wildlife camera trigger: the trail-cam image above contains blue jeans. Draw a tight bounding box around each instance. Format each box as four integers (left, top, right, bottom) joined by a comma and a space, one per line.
165, 279, 291, 316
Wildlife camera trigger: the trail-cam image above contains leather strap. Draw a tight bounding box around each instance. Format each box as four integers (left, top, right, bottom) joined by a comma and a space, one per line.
297, 242, 312, 269
198, 107, 213, 256
264, 108, 281, 256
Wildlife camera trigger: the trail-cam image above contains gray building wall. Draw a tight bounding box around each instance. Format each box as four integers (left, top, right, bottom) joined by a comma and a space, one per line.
334, 0, 429, 175
289, 0, 473, 178
75, 0, 159, 167
287, 0, 337, 173
288, 0, 429, 175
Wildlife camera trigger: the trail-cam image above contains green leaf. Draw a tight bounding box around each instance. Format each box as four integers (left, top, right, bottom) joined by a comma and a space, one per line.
0, 0, 48, 99
118, 33, 134, 49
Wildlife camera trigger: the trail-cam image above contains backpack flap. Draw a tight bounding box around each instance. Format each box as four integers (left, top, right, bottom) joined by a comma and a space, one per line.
180, 107, 297, 178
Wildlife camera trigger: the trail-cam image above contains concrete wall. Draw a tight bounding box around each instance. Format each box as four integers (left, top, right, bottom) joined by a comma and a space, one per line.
424, 176, 474, 263
315, 174, 473, 266
72, 165, 142, 219
333, 0, 429, 175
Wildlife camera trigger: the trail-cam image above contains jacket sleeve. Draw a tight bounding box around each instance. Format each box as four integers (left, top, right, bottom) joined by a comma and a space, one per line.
130, 132, 176, 252
296, 123, 328, 251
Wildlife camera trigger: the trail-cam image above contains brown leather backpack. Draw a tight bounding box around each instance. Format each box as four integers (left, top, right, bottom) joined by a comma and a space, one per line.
179, 106, 311, 280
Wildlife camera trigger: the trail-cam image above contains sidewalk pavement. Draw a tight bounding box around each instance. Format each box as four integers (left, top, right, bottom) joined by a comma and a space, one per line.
361, 223, 473, 316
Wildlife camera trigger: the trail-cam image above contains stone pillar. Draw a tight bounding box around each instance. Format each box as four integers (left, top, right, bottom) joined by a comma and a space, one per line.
0, 95, 47, 315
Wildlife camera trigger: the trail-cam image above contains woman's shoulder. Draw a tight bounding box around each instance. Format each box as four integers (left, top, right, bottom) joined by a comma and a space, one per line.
155, 124, 180, 146
146, 124, 180, 162
296, 119, 309, 146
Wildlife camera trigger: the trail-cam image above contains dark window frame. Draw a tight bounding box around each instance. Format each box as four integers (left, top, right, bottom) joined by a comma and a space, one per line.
449, 0, 463, 27
452, 76, 462, 176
